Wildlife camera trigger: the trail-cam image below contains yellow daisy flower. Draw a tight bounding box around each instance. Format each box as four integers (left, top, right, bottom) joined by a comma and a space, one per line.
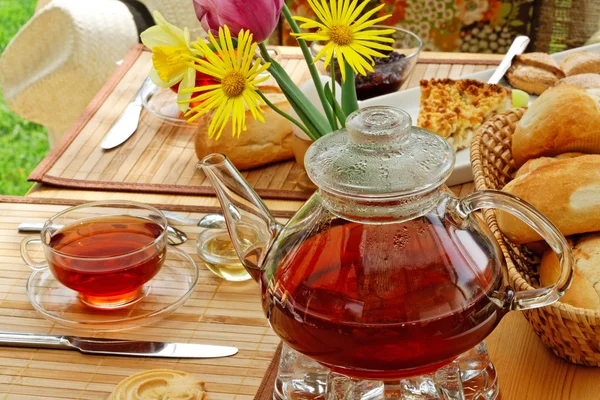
140, 11, 202, 111
294, 0, 396, 81
181, 26, 271, 139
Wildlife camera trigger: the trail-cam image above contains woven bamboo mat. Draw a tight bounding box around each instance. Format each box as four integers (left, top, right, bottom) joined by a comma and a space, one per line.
29, 45, 499, 201
0, 197, 292, 400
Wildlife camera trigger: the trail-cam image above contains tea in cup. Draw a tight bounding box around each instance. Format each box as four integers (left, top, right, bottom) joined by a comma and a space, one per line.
21, 201, 168, 309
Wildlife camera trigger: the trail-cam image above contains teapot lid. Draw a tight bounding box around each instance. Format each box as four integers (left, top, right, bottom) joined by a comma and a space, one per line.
305, 106, 455, 198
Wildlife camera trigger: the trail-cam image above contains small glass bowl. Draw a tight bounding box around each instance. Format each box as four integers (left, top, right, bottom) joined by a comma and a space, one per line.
142, 84, 199, 128
196, 229, 251, 282
310, 26, 423, 100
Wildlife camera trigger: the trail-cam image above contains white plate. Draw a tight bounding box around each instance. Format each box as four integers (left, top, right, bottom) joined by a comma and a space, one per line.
360, 42, 600, 186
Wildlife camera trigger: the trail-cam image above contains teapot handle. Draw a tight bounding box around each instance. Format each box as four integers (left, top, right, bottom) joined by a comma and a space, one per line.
459, 190, 573, 311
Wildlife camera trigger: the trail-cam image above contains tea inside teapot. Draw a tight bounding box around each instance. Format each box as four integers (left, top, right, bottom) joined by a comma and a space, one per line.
263, 208, 506, 379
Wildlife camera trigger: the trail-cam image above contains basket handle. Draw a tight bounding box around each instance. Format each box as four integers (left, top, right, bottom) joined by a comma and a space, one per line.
459, 190, 573, 311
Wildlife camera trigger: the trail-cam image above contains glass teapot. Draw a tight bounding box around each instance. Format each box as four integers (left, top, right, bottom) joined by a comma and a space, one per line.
200, 106, 573, 381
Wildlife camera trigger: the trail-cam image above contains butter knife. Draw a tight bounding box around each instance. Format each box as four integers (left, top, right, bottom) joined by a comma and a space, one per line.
0, 332, 238, 359
100, 76, 150, 150
487, 36, 530, 84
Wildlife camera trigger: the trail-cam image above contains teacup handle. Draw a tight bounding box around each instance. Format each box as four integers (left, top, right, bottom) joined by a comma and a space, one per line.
459, 190, 574, 311
20, 237, 48, 270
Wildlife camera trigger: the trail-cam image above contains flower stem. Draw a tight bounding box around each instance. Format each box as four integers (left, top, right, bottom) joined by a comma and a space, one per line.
330, 62, 339, 130
257, 91, 318, 141
281, 4, 336, 131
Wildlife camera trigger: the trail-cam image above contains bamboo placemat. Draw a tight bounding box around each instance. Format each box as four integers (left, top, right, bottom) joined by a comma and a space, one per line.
29, 45, 499, 201
0, 197, 291, 400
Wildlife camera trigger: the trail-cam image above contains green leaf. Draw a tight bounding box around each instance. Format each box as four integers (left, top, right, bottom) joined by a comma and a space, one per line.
510, 20, 524, 27
341, 65, 359, 116
324, 83, 346, 129
266, 59, 332, 137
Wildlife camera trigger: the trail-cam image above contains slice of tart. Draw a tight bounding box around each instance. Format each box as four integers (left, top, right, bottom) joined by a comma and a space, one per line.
416, 79, 512, 152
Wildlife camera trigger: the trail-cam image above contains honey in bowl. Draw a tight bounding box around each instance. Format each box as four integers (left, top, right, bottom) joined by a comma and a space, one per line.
197, 230, 251, 282
47, 215, 166, 307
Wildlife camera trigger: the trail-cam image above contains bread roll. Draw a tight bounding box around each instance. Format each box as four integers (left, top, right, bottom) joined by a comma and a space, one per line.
540, 233, 600, 310
555, 73, 600, 89
511, 85, 600, 167
497, 155, 600, 243
195, 86, 294, 170
525, 240, 550, 256
506, 53, 564, 95
515, 153, 584, 178
560, 51, 600, 76
515, 53, 564, 76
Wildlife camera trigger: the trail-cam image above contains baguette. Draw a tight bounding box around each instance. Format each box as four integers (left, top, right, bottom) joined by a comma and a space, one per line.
497, 155, 600, 243
540, 233, 600, 310
511, 85, 600, 167
194, 86, 294, 170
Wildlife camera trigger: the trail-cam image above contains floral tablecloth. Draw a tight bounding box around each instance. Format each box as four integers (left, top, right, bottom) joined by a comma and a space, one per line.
282, 0, 534, 53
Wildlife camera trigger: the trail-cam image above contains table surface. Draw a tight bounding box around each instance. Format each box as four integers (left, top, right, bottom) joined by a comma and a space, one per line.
22, 48, 600, 399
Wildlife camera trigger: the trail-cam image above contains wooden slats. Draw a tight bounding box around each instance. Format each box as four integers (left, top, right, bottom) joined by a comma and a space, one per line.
29, 47, 501, 201
0, 200, 278, 399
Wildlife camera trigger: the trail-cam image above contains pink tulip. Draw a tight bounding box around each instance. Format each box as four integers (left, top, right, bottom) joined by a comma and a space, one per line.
193, 0, 283, 43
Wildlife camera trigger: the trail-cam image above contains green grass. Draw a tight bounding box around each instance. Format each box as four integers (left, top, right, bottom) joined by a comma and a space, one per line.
0, 0, 49, 195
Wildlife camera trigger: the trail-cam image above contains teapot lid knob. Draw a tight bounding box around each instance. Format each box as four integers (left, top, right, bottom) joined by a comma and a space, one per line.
347, 107, 411, 146
305, 106, 455, 198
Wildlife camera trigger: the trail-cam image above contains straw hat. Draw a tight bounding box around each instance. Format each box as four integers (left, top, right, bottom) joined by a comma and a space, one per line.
0, 0, 138, 146
140, 0, 204, 33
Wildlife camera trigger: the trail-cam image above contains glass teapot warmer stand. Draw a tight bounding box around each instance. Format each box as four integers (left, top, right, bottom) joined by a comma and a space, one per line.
274, 342, 499, 400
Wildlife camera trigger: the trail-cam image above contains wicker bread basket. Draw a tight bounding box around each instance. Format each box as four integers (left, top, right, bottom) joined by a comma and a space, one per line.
470, 107, 600, 367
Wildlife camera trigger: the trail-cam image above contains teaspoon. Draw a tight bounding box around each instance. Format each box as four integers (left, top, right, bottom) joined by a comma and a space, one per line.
161, 211, 227, 229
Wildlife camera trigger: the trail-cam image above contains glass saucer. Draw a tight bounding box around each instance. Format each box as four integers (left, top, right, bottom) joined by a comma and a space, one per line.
142, 83, 199, 128
26, 248, 199, 332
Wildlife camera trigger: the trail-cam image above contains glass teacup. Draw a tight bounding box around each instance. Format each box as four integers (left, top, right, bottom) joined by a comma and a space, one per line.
21, 201, 169, 309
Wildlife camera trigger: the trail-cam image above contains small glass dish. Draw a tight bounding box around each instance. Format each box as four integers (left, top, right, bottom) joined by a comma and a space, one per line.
26, 247, 199, 332
310, 26, 423, 100
196, 229, 251, 282
142, 84, 199, 128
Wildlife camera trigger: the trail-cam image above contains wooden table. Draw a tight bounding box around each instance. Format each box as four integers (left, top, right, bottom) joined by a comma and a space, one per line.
18, 48, 600, 399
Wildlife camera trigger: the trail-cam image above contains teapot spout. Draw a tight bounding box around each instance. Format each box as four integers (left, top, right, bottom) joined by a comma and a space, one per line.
199, 154, 282, 281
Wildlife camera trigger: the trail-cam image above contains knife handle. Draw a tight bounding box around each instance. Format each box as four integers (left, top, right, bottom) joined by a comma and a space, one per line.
0, 332, 71, 350
488, 35, 530, 84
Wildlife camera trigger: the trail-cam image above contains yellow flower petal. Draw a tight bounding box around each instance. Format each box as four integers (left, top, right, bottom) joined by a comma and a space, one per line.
182, 28, 269, 137
293, 0, 395, 80
177, 67, 196, 112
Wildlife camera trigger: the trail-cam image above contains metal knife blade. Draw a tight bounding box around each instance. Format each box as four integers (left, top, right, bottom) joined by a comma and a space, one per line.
0, 332, 238, 359
487, 36, 530, 84
100, 77, 150, 150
